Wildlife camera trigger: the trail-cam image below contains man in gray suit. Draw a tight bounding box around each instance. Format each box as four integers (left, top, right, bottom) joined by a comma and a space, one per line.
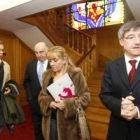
100, 21, 140, 140
23, 42, 50, 140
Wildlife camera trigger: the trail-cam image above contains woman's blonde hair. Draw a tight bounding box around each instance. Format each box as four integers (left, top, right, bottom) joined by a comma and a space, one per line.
47, 46, 75, 74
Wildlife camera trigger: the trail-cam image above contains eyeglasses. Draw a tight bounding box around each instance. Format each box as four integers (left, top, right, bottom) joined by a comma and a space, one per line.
124, 35, 140, 41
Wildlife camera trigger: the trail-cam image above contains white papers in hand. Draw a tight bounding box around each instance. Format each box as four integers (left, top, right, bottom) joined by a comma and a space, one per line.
47, 73, 75, 101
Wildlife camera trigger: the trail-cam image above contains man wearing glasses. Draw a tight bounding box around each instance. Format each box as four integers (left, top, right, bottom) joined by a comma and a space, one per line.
100, 21, 140, 140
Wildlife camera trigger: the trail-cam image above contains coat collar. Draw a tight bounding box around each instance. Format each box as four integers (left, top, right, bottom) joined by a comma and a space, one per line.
132, 62, 140, 89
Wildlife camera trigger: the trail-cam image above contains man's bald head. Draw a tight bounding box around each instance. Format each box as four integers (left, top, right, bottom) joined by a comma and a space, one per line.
34, 42, 49, 62
34, 42, 48, 52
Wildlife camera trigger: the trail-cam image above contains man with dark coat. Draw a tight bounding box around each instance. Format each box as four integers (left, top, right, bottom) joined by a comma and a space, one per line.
100, 21, 140, 140
23, 42, 49, 140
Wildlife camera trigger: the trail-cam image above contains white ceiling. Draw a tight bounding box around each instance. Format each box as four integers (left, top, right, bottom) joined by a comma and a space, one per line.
14, 26, 54, 49
0, 0, 83, 32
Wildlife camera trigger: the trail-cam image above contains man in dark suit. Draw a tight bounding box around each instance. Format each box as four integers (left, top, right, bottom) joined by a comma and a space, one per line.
23, 42, 50, 140
99, 20, 140, 140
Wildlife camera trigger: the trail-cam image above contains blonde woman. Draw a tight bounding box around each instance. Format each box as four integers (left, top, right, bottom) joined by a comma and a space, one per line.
38, 46, 91, 140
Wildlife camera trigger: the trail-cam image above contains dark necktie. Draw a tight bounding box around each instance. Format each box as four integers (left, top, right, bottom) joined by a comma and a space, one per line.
129, 60, 137, 84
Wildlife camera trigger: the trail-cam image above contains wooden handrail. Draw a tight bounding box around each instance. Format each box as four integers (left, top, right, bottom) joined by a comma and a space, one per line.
64, 23, 92, 39
75, 44, 95, 66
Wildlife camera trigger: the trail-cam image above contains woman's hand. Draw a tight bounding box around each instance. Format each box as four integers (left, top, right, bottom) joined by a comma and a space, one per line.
50, 100, 65, 111
49, 101, 58, 109
4, 87, 11, 95
56, 100, 65, 111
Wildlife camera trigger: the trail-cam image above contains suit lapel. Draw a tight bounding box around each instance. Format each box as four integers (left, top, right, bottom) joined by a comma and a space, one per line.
116, 56, 130, 89
33, 60, 40, 83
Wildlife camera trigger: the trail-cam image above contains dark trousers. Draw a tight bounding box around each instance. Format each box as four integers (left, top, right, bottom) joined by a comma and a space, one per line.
0, 102, 5, 134
32, 114, 44, 140
29, 99, 44, 140
50, 119, 58, 140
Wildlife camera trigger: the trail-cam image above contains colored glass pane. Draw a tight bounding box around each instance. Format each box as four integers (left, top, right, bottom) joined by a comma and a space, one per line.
68, 0, 124, 30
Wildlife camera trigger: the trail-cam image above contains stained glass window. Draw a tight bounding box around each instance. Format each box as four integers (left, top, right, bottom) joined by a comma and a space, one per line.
66, 0, 124, 30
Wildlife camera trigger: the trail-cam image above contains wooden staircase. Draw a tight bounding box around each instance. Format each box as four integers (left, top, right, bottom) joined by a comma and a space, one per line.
86, 70, 110, 140
19, 8, 97, 81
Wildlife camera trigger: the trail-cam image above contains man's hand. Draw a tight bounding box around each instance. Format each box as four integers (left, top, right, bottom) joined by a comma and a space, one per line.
121, 96, 138, 120
121, 96, 135, 110
4, 87, 11, 95
121, 106, 138, 121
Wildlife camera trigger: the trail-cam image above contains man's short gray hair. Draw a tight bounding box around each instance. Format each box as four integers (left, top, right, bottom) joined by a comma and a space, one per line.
118, 20, 140, 39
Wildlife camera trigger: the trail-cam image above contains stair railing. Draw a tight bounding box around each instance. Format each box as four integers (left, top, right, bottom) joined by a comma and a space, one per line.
62, 24, 92, 55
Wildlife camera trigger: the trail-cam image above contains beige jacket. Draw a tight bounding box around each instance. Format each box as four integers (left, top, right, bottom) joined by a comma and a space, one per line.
2, 61, 11, 89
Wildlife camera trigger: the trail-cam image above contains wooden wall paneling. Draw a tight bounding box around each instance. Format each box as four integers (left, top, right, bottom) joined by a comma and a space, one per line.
19, 41, 35, 84
96, 25, 123, 64
12, 39, 21, 82
0, 34, 17, 80
19, 41, 35, 105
